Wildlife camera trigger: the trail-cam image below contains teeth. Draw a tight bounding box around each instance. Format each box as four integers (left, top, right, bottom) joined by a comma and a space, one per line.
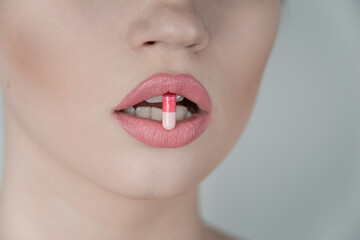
123, 106, 192, 122
145, 95, 184, 103
144, 96, 162, 103
151, 107, 162, 121
176, 105, 187, 121
135, 107, 151, 119
176, 95, 185, 102
124, 106, 136, 116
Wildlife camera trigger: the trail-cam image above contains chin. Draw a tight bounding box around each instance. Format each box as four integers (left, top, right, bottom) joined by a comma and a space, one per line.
102, 174, 199, 201
81, 152, 204, 201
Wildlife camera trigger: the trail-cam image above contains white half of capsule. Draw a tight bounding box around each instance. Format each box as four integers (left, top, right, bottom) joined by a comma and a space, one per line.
162, 112, 176, 130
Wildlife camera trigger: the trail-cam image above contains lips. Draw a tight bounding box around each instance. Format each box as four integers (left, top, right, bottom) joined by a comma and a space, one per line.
112, 73, 212, 148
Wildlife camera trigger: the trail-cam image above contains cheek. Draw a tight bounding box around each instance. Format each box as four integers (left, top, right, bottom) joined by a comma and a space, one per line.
0, 4, 75, 112
0, 3, 128, 184
0, 1, 122, 133
206, 1, 280, 149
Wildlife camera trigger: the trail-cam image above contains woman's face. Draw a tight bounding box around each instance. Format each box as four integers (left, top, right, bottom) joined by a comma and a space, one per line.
0, 1, 280, 199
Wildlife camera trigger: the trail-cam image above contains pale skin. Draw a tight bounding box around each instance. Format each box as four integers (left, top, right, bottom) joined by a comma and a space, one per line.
0, 0, 281, 239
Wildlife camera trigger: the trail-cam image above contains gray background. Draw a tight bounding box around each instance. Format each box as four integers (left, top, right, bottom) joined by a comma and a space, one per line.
200, 1, 359, 240
0, 0, 359, 240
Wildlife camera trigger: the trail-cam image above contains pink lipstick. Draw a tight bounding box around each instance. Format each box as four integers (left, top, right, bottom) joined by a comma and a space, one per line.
112, 73, 212, 148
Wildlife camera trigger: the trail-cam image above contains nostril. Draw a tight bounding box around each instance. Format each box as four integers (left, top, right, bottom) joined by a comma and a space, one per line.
144, 41, 156, 46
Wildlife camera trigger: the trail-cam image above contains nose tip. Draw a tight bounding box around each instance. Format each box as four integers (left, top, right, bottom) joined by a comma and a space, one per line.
126, 3, 210, 53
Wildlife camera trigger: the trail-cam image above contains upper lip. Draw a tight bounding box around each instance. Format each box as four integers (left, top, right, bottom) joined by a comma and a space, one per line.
113, 73, 212, 114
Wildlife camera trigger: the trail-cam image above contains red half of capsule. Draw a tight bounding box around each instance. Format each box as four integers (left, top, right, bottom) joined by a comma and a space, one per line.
162, 92, 176, 112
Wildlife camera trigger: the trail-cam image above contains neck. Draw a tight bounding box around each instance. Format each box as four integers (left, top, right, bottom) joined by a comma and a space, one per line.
0, 106, 206, 240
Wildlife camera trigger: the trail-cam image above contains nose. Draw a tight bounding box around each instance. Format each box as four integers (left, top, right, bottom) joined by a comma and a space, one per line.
126, 1, 210, 54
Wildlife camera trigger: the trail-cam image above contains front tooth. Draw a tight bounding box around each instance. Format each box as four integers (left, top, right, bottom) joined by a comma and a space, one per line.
145, 96, 163, 103
135, 107, 151, 118
176, 105, 187, 121
185, 111, 192, 118
124, 106, 135, 116
176, 95, 184, 102
151, 107, 162, 121
145, 95, 184, 103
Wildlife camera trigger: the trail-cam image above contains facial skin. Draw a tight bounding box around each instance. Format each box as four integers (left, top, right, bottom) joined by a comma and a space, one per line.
0, 0, 281, 239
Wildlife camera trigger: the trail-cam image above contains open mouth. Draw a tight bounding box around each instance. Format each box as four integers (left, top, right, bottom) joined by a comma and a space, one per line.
112, 73, 212, 148
114, 94, 200, 122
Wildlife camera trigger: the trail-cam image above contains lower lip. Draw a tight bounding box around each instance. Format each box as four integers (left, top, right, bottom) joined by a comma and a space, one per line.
113, 111, 211, 148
